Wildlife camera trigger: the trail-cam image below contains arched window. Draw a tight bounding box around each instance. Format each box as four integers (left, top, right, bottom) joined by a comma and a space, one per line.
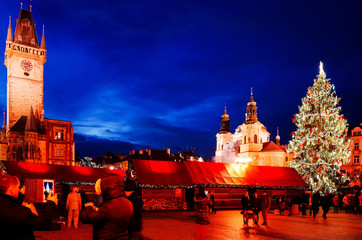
12, 146, 16, 161
24, 143, 28, 159
17, 146, 23, 162
30, 144, 35, 159
244, 136, 246, 144
254, 134, 257, 143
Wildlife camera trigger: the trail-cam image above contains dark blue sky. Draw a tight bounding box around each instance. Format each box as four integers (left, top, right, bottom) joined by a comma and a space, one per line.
1, 0, 362, 160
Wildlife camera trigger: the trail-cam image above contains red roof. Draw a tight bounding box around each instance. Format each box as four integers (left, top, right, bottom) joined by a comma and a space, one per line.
3, 161, 125, 183
132, 160, 307, 189
261, 141, 285, 152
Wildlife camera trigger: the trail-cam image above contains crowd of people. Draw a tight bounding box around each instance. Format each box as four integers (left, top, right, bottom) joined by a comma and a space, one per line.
1, 173, 361, 240
271, 190, 362, 219
0, 173, 143, 240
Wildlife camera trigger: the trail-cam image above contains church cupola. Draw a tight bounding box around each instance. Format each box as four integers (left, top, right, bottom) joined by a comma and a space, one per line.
219, 105, 231, 133
245, 88, 258, 124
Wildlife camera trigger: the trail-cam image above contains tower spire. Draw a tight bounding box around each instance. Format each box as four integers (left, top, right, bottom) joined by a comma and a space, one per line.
40, 25, 46, 49
6, 16, 13, 42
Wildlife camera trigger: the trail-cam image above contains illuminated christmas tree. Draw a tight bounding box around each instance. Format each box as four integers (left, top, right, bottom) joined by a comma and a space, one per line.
288, 62, 351, 193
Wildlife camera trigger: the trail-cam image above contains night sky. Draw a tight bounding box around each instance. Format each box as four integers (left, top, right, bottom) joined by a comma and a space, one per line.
1, 0, 362, 160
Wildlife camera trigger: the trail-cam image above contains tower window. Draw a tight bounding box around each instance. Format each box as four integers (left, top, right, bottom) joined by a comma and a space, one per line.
354, 155, 360, 164
354, 143, 359, 150
55, 129, 64, 140
24, 72, 29, 76
254, 134, 257, 143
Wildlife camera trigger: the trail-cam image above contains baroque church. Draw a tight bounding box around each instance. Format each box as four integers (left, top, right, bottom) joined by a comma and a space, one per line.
214, 89, 292, 167
0, 6, 75, 165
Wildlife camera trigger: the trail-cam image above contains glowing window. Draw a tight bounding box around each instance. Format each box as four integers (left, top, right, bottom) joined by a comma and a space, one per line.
354, 155, 360, 164
55, 129, 64, 140
354, 143, 359, 150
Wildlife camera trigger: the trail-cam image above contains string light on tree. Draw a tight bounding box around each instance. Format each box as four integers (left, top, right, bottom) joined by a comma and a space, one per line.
288, 62, 351, 193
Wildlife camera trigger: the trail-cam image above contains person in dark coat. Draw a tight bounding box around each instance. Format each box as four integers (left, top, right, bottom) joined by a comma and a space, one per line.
321, 193, 331, 219
250, 192, 261, 224
80, 174, 134, 240
0, 174, 58, 240
209, 190, 216, 214
312, 192, 321, 218
241, 192, 251, 211
194, 187, 212, 240
125, 180, 143, 240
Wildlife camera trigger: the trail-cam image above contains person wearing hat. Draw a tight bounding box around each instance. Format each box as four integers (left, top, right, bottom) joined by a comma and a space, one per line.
194, 187, 212, 240
66, 186, 82, 228
80, 174, 133, 240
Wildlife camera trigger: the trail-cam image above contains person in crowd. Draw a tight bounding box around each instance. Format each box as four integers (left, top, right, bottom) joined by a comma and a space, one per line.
321, 192, 331, 219
0, 174, 58, 240
125, 179, 143, 240
93, 178, 103, 207
250, 192, 260, 223
332, 194, 340, 213
241, 192, 251, 211
311, 191, 320, 218
353, 191, 360, 215
66, 187, 82, 228
260, 191, 271, 225
80, 174, 133, 240
276, 195, 285, 215
209, 190, 216, 214
240, 192, 251, 224
194, 187, 212, 240
343, 193, 350, 213
78, 188, 89, 209
300, 192, 309, 215
338, 192, 344, 211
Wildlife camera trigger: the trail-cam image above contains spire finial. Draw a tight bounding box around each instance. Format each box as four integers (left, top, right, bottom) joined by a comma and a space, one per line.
277, 127, 279, 135
30, 5, 32, 12
9, 15, 11, 24
21, 2, 23, 9
319, 61, 325, 75
251, 87, 253, 96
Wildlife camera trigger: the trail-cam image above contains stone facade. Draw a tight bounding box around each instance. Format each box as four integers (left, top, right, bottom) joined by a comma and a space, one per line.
341, 123, 362, 186
1, 7, 74, 165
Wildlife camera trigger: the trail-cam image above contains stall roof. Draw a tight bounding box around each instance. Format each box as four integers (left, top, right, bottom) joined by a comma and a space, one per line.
132, 160, 308, 189
2, 161, 125, 183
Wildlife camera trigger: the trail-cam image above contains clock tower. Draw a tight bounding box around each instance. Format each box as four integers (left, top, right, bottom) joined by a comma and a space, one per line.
4, 7, 46, 132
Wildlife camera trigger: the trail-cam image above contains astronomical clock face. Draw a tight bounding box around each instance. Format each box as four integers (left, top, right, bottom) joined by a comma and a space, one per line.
21, 60, 33, 72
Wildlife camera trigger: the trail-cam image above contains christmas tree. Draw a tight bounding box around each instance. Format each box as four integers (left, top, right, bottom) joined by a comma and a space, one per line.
288, 62, 351, 193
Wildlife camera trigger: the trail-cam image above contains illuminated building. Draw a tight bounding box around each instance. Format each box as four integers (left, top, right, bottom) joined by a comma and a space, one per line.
0, 6, 75, 165
341, 123, 362, 186
214, 89, 292, 166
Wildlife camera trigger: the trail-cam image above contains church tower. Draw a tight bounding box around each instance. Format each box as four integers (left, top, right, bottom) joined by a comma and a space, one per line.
4, 6, 46, 132
245, 88, 257, 124
215, 105, 233, 160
